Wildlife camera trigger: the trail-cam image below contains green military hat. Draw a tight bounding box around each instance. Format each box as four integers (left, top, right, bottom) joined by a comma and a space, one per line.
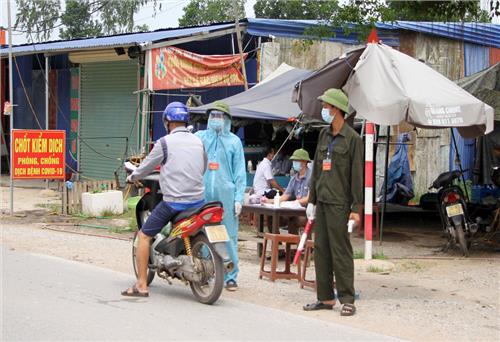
317, 88, 349, 113
290, 148, 311, 162
207, 100, 231, 117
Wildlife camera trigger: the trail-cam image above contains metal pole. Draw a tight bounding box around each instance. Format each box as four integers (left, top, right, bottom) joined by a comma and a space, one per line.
233, 1, 248, 90
364, 122, 375, 260
450, 128, 470, 202
140, 50, 151, 153
380, 126, 391, 245
45, 55, 49, 189
45, 56, 49, 130
0, 53, 3, 181
8, 0, 14, 215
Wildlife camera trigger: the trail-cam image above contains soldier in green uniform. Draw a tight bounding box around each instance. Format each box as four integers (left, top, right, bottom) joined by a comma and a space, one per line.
303, 88, 363, 316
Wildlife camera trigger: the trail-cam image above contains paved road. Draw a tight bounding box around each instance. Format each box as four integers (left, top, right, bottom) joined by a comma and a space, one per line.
2, 247, 399, 341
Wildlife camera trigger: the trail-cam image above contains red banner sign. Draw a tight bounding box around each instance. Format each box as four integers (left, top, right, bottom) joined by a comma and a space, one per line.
12, 129, 66, 180
151, 47, 247, 90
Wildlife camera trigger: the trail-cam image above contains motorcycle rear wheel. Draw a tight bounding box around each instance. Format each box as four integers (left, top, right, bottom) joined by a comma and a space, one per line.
454, 221, 469, 257
132, 230, 156, 286
189, 234, 224, 305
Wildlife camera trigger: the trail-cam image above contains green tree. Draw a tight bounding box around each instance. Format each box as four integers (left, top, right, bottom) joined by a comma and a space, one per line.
386, 0, 490, 22
178, 0, 246, 27
15, 0, 157, 42
254, 0, 338, 20
14, 0, 61, 41
59, 0, 102, 40
254, 0, 491, 43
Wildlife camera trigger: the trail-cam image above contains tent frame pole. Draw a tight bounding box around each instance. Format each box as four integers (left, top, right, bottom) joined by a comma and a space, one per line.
379, 125, 391, 245
450, 128, 470, 202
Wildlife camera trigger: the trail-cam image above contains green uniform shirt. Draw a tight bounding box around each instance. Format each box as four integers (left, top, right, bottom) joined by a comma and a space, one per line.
309, 123, 363, 212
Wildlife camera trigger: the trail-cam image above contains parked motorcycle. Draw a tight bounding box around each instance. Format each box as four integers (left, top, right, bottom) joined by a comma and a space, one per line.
124, 162, 232, 304
430, 170, 478, 257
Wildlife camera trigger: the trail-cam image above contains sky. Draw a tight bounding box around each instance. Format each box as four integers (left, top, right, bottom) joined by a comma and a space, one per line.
0, 0, 257, 45
0, 0, 498, 45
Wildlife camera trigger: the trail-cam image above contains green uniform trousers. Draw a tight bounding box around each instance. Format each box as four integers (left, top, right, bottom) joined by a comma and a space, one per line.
314, 201, 355, 304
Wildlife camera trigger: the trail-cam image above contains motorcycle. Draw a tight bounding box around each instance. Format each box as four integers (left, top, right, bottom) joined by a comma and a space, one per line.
124, 162, 232, 305
430, 170, 478, 257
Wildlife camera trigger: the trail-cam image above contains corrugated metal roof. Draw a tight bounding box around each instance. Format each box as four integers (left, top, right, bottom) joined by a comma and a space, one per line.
246, 18, 400, 46
394, 21, 500, 48
246, 18, 500, 48
0, 23, 235, 56
2, 19, 498, 56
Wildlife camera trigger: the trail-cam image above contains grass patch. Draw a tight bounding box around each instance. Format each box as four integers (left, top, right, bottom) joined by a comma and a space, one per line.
367, 265, 385, 273
99, 209, 115, 218
353, 250, 388, 260
35, 203, 60, 214
373, 251, 388, 260
353, 250, 364, 259
127, 211, 138, 231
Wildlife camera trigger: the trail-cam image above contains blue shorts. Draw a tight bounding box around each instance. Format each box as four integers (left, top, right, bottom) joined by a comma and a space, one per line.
141, 202, 180, 237
141, 200, 203, 237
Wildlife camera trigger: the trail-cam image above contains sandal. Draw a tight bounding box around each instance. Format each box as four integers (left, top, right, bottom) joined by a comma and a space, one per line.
121, 285, 149, 297
303, 300, 335, 311
340, 303, 356, 316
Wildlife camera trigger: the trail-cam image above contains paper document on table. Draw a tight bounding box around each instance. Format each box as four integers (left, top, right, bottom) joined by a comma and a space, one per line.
280, 200, 304, 210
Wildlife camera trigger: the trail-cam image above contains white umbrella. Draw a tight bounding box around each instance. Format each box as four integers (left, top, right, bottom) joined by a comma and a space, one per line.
343, 43, 494, 138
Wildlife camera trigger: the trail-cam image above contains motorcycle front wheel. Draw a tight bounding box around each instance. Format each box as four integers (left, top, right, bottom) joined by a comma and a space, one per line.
132, 231, 156, 285
189, 234, 224, 305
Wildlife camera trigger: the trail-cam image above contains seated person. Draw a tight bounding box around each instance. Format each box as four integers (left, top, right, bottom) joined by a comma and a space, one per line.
263, 148, 312, 234
253, 147, 285, 198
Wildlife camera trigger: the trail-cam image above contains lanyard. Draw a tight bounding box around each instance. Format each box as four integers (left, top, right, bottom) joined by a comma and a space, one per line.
326, 135, 338, 158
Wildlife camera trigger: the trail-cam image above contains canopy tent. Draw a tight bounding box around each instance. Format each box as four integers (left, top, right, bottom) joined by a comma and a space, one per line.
189, 63, 311, 121
293, 42, 495, 260
294, 44, 494, 138
457, 62, 500, 122
455, 63, 500, 184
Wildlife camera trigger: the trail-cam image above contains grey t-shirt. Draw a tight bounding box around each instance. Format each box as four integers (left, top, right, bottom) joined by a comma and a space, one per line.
130, 127, 207, 203
285, 167, 312, 200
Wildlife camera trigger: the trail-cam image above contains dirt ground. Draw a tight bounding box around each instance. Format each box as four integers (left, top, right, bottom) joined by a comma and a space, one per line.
1, 184, 500, 341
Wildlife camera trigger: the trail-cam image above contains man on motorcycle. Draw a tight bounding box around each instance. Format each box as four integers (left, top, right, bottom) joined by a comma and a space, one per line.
122, 102, 207, 297
195, 101, 246, 291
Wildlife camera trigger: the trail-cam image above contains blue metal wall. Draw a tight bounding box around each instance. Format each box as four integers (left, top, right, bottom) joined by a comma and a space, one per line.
12, 53, 75, 174
450, 43, 490, 180
13, 55, 39, 129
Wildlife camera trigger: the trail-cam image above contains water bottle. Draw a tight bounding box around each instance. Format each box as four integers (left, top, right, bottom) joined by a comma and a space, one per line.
247, 160, 253, 173
347, 219, 356, 233
274, 190, 280, 208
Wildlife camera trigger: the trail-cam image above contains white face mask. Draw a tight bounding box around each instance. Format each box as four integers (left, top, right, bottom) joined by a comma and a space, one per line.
321, 108, 334, 124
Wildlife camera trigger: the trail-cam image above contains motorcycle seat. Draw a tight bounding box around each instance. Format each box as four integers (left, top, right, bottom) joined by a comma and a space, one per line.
432, 171, 460, 189
172, 201, 223, 224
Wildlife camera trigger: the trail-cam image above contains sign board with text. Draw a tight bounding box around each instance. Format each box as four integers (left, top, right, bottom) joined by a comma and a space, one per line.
151, 46, 247, 90
12, 129, 66, 180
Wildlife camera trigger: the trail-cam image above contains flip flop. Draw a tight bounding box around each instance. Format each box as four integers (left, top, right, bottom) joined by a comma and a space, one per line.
340, 303, 356, 316
121, 285, 149, 297
303, 300, 335, 311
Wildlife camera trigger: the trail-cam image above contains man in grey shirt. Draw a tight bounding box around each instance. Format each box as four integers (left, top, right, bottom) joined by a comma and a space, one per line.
122, 102, 207, 297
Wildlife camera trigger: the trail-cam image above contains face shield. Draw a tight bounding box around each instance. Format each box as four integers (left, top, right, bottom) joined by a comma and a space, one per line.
208, 110, 226, 132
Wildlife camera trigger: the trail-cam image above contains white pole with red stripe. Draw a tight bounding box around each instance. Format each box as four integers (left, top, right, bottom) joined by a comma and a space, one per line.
362, 29, 380, 261
364, 122, 375, 260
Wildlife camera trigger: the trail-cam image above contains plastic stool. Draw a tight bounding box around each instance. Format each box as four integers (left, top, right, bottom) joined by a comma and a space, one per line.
259, 233, 301, 282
